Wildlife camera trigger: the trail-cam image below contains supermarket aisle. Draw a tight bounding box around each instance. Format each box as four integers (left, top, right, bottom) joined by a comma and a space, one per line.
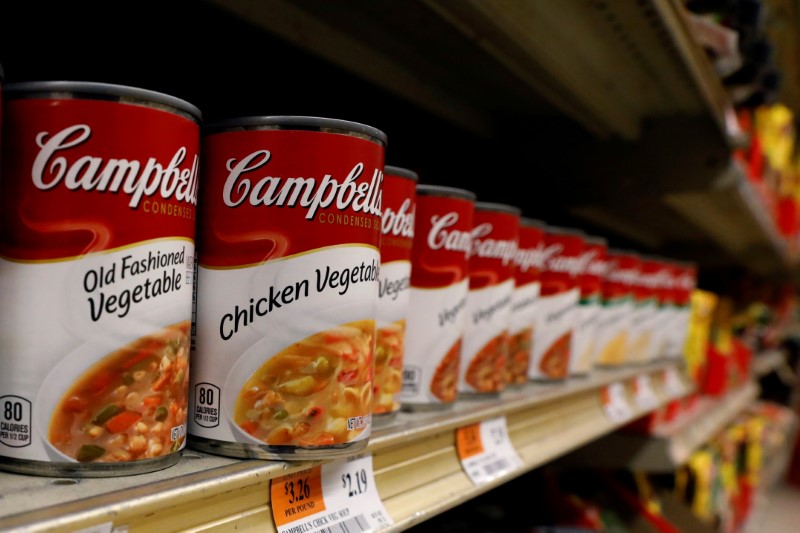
745, 482, 800, 532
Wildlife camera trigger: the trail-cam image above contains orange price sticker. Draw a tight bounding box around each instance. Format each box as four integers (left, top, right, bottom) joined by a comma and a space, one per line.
270, 466, 326, 527
456, 423, 485, 460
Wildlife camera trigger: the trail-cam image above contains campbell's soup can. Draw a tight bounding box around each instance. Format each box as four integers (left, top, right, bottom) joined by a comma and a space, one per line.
373, 165, 417, 422
593, 250, 640, 367
0, 81, 201, 476
505, 218, 545, 386
528, 226, 584, 381
651, 257, 676, 359
189, 117, 386, 460
458, 202, 520, 397
571, 235, 608, 375
400, 185, 475, 410
626, 256, 670, 364
666, 261, 697, 360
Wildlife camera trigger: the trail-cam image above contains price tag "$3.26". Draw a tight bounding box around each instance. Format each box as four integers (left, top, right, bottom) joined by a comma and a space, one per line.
271, 453, 393, 533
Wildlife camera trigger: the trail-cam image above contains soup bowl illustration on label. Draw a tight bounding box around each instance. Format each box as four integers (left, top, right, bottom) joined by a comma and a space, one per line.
35, 320, 190, 466
220, 294, 375, 452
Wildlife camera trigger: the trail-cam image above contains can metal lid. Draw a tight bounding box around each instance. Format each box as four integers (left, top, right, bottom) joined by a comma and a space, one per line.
384, 166, 419, 181
474, 201, 522, 216
4, 80, 202, 121
203, 115, 387, 144
545, 225, 585, 237
607, 248, 640, 257
520, 217, 546, 228
416, 184, 476, 201
584, 235, 608, 246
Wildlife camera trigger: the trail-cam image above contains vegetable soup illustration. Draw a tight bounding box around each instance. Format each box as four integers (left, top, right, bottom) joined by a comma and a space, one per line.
234, 320, 374, 446
48, 321, 190, 463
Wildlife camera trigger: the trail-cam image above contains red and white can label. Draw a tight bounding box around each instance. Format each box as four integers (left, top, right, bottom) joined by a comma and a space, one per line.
529, 230, 584, 380
666, 262, 697, 359
189, 128, 383, 448
373, 170, 416, 416
0, 97, 199, 464
572, 240, 608, 374
401, 190, 474, 406
593, 252, 640, 366
506, 222, 544, 385
458, 207, 519, 395
626, 258, 669, 364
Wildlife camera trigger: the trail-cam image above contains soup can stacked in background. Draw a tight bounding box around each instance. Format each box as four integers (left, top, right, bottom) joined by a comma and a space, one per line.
458, 202, 520, 397
0, 81, 201, 476
571, 235, 608, 376
529, 226, 585, 381
373, 165, 417, 422
594, 250, 640, 367
626, 255, 667, 364
188, 116, 386, 460
505, 218, 545, 386
401, 184, 475, 410
666, 261, 698, 359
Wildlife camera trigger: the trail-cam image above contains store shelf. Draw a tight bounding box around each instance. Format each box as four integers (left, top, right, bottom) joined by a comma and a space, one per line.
753, 349, 788, 377
565, 380, 760, 473
0, 360, 691, 533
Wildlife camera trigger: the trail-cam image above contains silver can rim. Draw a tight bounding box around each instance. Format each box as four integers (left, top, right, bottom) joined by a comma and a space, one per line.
474, 201, 522, 216
4, 80, 202, 122
416, 184, 476, 201
384, 165, 419, 181
203, 115, 387, 145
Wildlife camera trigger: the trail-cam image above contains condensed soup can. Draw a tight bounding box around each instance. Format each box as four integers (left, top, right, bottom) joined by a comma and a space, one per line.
625, 255, 666, 364
458, 202, 520, 397
188, 116, 386, 460
372, 165, 417, 422
0, 81, 201, 476
666, 261, 697, 359
529, 226, 585, 381
651, 257, 677, 359
593, 250, 640, 367
571, 235, 608, 376
505, 218, 545, 386
400, 185, 475, 410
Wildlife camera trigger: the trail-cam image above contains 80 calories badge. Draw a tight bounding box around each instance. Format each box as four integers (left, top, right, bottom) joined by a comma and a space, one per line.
270, 453, 393, 533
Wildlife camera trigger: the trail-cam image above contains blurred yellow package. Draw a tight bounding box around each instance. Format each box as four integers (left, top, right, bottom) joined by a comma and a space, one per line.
684, 289, 718, 382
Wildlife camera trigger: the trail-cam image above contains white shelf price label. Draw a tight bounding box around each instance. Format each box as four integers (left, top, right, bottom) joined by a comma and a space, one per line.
456, 416, 523, 486
633, 374, 659, 410
663, 366, 687, 397
270, 453, 392, 533
600, 382, 632, 423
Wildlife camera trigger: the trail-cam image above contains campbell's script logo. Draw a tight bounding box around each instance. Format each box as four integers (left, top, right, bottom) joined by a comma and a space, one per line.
607, 267, 638, 285
382, 198, 415, 238
674, 271, 696, 292
428, 212, 471, 253
586, 253, 609, 278
515, 242, 545, 272
637, 268, 672, 290
542, 243, 584, 277
32, 125, 199, 209
470, 223, 517, 265
223, 150, 382, 219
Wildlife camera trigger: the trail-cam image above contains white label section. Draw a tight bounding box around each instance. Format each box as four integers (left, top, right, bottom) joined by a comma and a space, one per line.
634, 374, 659, 410
0, 241, 193, 461
650, 308, 674, 360
625, 301, 659, 364
376, 260, 411, 328
508, 281, 540, 335
529, 288, 579, 380
663, 367, 687, 397
277, 454, 393, 533
400, 279, 469, 405
602, 382, 633, 423
458, 280, 514, 393
592, 299, 634, 366
571, 299, 602, 375
459, 417, 523, 486
666, 307, 692, 359
188, 246, 379, 443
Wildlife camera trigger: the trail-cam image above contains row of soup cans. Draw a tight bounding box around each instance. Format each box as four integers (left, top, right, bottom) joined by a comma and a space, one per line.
0, 80, 695, 477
